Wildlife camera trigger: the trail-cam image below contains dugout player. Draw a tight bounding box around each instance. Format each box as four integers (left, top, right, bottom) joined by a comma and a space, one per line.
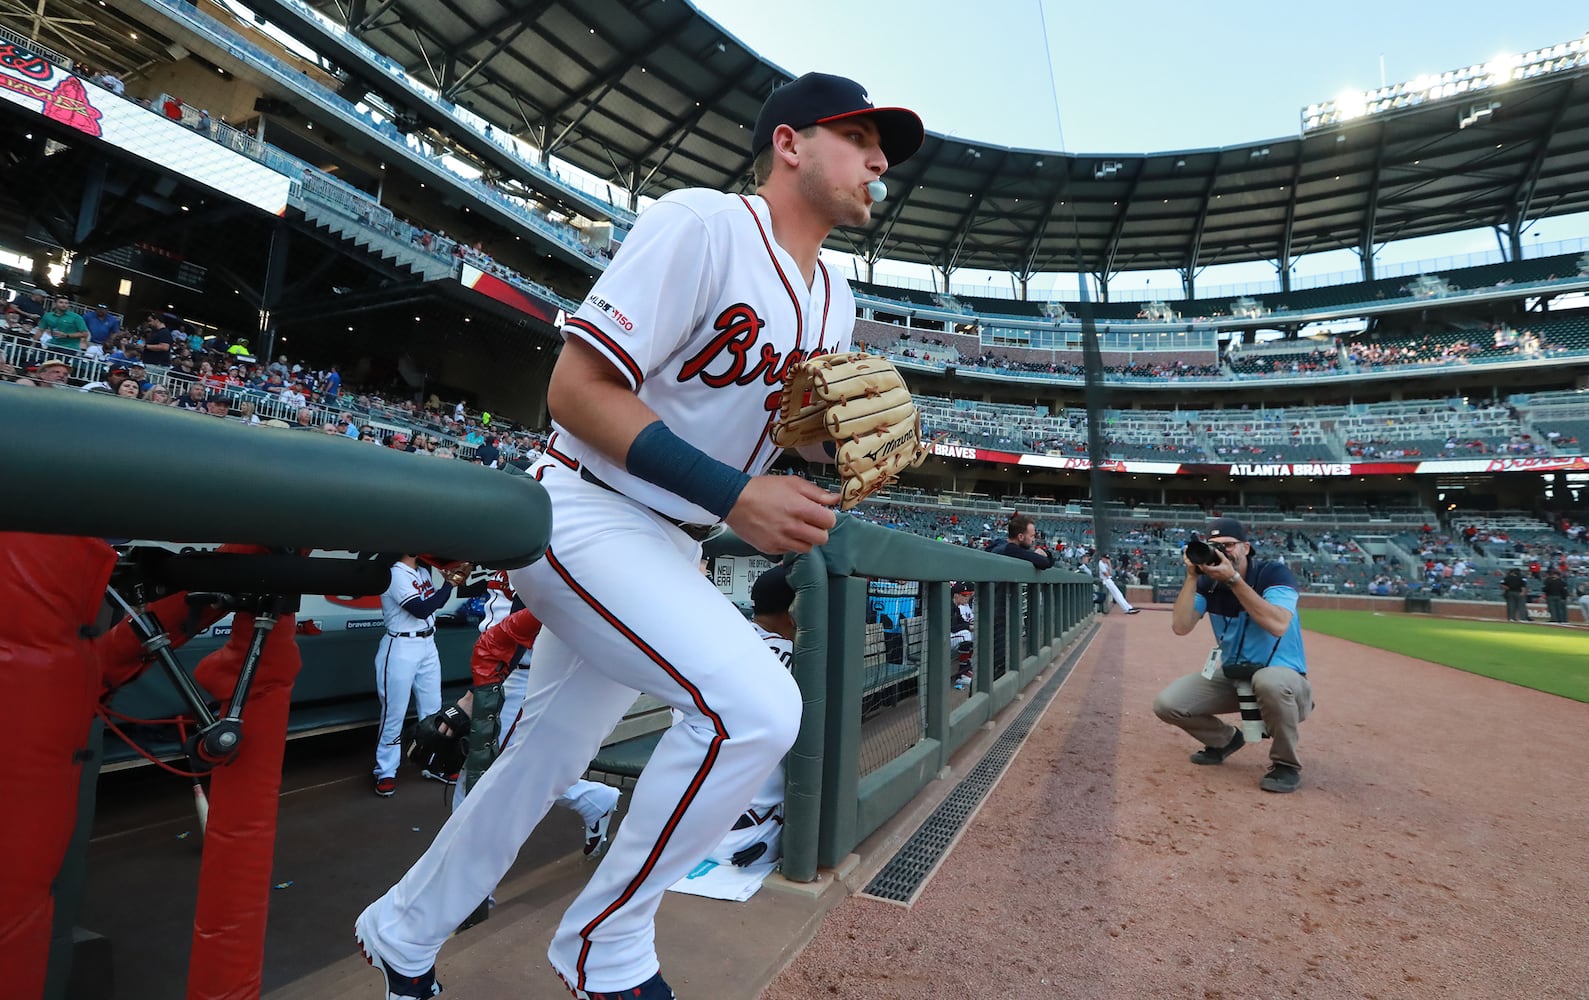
372, 555, 454, 796
1153, 517, 1313, 793
448, 571, 621, 854
692, 563, 797, 869
1095, 550, 1140, 614
950, 581, 975, 688
355, 73, 923, 1000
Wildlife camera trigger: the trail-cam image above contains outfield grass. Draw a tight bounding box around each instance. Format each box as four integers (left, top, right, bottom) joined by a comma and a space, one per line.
1302, 610, 1589, 702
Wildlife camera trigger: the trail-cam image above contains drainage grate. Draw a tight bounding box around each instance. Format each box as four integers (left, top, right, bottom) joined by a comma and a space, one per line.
861, 624, 1098, 905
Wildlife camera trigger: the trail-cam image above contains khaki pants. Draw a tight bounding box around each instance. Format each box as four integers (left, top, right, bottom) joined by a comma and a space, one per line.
1153, 667, 1313, 769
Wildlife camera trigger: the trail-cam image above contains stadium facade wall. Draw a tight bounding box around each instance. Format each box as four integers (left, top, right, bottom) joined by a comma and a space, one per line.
1123, 586, 1584, 623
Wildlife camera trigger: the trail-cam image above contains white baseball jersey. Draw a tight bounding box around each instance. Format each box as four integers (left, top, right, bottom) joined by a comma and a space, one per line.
381, 562, 439, 633
555, 189, 854, 524
951, 600, 975, 641
478, 569, 531, 668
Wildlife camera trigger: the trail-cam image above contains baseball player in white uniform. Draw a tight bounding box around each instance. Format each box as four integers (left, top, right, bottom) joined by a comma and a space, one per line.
372, 556, 454, 796
450, 571, 621, 856
355, 73, 923, 1000
949, 581, 975, 689
1097, 552, 1141, 615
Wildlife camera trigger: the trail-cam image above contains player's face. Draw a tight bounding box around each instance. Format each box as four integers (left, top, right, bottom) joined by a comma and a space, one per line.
800, 119, 887, 229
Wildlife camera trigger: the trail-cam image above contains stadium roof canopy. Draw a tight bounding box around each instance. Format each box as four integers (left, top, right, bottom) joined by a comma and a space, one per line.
111, 0, 1589, 279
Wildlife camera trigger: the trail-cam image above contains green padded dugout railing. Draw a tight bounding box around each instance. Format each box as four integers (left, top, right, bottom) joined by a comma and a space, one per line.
0, 389, 551, 566
781, 514, 1093, 882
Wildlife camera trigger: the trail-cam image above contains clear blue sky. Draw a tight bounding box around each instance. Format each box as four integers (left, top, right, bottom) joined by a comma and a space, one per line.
693, 0, 1589, 297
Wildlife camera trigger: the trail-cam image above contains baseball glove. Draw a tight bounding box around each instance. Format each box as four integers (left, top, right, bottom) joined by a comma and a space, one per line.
403, 703, 469, 776
419, 557, 475, 587
770, 351, 928, 509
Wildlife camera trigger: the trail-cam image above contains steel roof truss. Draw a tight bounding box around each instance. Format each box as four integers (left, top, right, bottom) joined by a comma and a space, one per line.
1184, 152, 1223, 276
1099, 166, 1143, 278
940, 150, 1009, 274
1507, 83, 1575, 237
441, 21, 534, 101
441, 0, 557, 57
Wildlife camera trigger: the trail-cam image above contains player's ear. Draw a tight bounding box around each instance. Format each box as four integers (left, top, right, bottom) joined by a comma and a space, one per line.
771, 123, 802, 167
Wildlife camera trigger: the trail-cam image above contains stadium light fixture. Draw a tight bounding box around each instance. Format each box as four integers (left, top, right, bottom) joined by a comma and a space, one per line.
1300, 32, 1589, 132
1459, 100, 1502, 129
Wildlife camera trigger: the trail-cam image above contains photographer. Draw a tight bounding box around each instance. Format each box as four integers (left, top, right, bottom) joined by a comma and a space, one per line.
1153, 517, 1312, 794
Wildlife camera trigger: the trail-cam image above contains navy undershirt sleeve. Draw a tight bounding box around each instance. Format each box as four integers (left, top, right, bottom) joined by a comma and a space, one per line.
400, 582, 454, 619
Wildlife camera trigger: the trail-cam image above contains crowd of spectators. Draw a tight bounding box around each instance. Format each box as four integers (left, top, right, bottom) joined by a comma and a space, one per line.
2, 293, 553, 465
1228, 348, 1341, 377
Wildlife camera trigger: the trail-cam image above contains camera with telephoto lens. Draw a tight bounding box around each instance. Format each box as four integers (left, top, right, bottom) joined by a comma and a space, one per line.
1184, 533, 1226, 567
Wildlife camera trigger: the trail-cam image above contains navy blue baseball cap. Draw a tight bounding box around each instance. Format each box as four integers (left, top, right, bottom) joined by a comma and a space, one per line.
1207, 517, 1249, 542
751, 563, 796, 616
752, 73, 924, 166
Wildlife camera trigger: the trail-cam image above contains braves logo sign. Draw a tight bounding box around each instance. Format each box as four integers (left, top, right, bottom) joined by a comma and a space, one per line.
0, 46, 102, 137
1484, 456, 1589, 473
677, 302, 828, 410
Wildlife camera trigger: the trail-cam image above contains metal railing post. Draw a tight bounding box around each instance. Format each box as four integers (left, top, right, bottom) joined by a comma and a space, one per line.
817, 574, 867, 870
782, 550, 828, 883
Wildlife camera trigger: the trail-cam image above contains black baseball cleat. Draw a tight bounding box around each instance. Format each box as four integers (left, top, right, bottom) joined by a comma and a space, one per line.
1260, 763, 1302, 793
356, 907, 442, 998
1189, 730, 1245, 765
559, 969, 675, 999
1124, 608, 1142, 614
420, 768, 458, 786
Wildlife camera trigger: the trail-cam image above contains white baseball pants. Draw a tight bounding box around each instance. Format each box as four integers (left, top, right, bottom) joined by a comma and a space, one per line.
359, 467, 798, 991
1100, 576, 1135, 613
373, 635, 441, 780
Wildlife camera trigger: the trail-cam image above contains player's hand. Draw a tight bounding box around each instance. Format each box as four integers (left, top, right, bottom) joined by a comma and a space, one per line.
726, 476, 839, 554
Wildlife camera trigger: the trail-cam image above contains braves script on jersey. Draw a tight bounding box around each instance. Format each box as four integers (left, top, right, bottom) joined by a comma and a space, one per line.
381, 563, 438, 634
554, 189, 855, 524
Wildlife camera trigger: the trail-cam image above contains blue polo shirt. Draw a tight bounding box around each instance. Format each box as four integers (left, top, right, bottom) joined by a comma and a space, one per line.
85, 311, 121, 344
1192, 560, 1307, 674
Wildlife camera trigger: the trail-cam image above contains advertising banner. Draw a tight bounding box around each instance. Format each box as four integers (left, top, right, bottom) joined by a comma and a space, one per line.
0, 43, 290, 216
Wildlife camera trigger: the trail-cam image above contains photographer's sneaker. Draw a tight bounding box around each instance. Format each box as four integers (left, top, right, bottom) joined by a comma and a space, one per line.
555, 968, 675, 999
1260, 763, 1302, 793
356, 907, 442, 997
1188, 730, 1244, 765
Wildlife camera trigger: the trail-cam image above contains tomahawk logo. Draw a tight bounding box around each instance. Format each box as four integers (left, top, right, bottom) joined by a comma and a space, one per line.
0, 50, 103, 138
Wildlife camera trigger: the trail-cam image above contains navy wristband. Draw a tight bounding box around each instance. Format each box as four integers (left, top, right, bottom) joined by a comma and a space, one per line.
626, 420, 751, 520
